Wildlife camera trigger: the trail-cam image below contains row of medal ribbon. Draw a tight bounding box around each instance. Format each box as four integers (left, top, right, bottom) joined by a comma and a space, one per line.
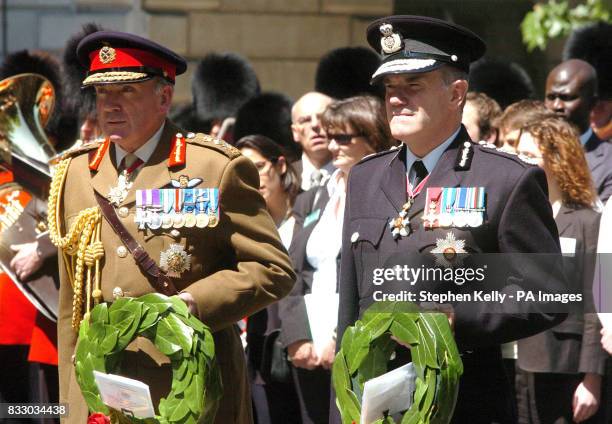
135, 188, 219, 229
423, 186, 486, 228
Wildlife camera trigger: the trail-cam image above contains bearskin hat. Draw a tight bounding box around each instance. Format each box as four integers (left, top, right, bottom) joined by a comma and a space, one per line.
170, 103, 212, 134
315, 46, 383, 99
61, 23, 104, 121
233, 92, 300, 161
192, 52, 260, 123
469, 58, 534, 109
0, 49, 77, 151
563, 22, 612, 99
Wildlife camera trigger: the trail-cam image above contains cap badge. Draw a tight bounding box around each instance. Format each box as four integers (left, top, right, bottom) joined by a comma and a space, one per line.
99, 46, 116, 64
379, 23, 402, 54
160, 243, 191, 278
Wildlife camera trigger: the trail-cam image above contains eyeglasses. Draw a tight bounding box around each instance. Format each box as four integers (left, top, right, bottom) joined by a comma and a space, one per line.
328, 133, 363, 145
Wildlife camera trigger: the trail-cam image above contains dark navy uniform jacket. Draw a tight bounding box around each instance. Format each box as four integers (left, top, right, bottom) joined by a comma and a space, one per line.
337, 126, 568, 423
584, 131, 612, 203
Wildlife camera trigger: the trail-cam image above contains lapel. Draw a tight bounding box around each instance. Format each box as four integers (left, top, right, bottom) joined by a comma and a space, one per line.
90, 120, 179, 206
380, 144, 408, 214
554, 203, 574, 236
408, 130, 466, 220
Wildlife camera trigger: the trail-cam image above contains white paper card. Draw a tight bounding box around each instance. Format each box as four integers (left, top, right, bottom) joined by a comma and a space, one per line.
599, 313, 612, 329
304, 292, 339, 357
559, 237, 576, 256
360, 363, 416, 424
93, 370, 156, 418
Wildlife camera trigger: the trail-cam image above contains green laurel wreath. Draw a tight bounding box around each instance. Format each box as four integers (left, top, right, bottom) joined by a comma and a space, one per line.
332, 302, 463, 424
74, 293, 222, 424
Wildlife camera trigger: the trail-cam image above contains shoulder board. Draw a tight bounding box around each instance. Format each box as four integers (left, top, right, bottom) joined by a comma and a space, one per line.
356, 144, 400, 166
184, 132, 241, 159
476, 142, 536, 167
54, 139, 103, 161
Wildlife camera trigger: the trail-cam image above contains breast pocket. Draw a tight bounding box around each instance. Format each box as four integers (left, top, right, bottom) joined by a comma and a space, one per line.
348, 218, 388, 288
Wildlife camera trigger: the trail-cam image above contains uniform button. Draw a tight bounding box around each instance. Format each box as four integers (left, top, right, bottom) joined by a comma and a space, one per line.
187, 132, 195, 139
113, 286, 124, 299
351, 232, 359, 242
117, 207, 129, 218
116, 246, 128, 258
176, 132, 183, 138
170, 229, 181, 238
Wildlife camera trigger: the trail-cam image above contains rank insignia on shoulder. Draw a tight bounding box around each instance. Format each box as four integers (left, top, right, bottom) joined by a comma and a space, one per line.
455, 141, 473, 170
430, 232, 467, 269
423, 186, 485, 229
135, 187, 219, 231
160, 244, 191, 278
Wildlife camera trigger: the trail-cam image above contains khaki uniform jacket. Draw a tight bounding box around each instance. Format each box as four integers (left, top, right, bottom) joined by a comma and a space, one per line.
57, 121, 295, 423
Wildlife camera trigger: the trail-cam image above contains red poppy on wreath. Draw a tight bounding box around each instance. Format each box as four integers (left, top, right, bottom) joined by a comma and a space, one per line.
87, 412, 110, 424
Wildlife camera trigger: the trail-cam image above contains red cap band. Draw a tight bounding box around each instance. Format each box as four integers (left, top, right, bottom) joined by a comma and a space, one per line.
88, 47, 176, 81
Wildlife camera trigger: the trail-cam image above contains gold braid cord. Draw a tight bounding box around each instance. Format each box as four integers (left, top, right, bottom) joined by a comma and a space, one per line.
48, 158, 104, 331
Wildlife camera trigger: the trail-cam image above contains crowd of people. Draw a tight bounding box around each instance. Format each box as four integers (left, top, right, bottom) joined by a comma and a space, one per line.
0, 13, 611, 424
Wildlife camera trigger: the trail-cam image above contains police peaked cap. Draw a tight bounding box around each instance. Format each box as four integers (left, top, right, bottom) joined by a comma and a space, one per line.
77, 30, 187, 86
366, 15, 486, 83
192, 52, 260, 122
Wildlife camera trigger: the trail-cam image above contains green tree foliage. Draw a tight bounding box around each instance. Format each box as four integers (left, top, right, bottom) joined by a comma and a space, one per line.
521, 0, 611, 51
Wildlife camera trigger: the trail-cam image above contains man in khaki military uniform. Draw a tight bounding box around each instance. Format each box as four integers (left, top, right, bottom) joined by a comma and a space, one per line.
50, 31, 295, 423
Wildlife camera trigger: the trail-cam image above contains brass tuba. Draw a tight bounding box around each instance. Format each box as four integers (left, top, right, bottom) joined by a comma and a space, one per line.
0, 73, 60, 322
0, 73, 57, 198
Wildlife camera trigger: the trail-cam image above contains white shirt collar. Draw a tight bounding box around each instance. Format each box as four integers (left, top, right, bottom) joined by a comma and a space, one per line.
580, 127, 593, 146
326, 168, 346, 197
114, 123, 165, 166
300, 153, 335, 190
405, 126, 461, 177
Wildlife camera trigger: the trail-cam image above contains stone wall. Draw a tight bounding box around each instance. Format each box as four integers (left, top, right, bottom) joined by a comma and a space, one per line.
1, 0, 393, 104
0, 0, 572, 104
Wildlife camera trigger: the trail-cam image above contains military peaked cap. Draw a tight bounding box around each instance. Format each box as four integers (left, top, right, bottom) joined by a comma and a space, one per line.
76, 30, 187, 87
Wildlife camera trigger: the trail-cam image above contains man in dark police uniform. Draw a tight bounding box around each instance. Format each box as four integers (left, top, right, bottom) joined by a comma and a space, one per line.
336, 16, 568, 423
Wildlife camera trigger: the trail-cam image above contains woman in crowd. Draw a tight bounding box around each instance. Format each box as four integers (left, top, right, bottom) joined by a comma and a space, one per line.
236, 134, 302, 424
279, 95, 395, 424
515, 115, 607, 424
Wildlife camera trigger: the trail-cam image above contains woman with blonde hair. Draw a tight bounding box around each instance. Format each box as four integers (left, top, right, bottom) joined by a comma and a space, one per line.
516, 115, 607, 423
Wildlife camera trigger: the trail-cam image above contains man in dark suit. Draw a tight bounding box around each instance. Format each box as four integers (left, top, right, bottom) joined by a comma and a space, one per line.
545, 59, 612, 203
336, 16, 568, 423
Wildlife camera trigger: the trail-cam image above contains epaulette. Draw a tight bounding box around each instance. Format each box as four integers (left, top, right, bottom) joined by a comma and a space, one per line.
476, 140, 536, 167
184, 132, 241, 159
356, 143, 400, 166
54, 138, 104, 161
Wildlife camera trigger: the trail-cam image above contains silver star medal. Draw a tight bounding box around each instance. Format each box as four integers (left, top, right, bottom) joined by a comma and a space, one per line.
108, 172, 132, 206
430, 232, 467, 268
160, 243, 191, 278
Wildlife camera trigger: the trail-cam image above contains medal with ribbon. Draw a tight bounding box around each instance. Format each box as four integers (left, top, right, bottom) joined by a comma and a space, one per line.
423, 186, 486, 229
389, 172, 430, 239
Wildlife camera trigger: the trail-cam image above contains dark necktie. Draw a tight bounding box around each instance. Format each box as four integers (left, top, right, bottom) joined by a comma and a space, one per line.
410, 160, 428, 189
